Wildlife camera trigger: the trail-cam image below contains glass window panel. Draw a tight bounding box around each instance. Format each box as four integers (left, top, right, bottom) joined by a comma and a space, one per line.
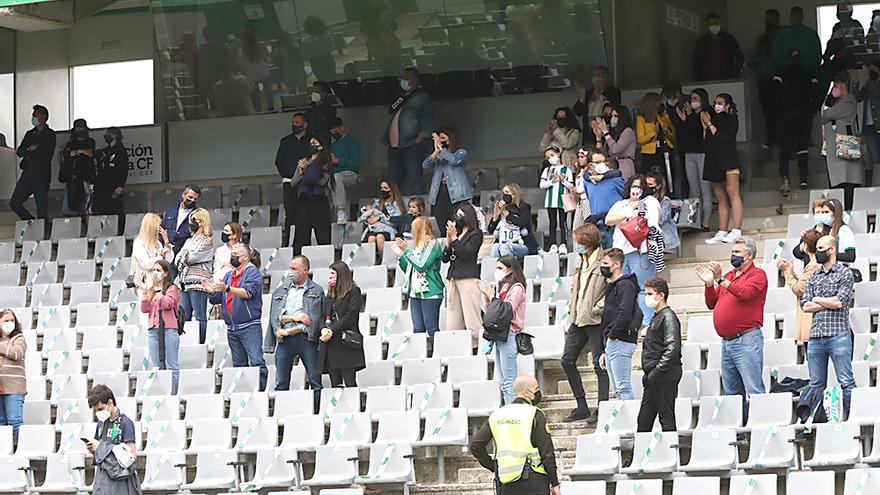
71, 60, 155, 128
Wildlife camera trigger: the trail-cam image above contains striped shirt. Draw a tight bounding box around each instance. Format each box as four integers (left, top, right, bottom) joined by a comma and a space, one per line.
540, 165, 573, 208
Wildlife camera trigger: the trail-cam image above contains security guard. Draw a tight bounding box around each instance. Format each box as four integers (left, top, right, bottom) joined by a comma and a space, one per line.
470, 375, 561, 495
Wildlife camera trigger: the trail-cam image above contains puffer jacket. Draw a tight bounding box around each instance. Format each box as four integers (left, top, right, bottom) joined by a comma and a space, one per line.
640, 306, 682, 376
568, 249, 607, 326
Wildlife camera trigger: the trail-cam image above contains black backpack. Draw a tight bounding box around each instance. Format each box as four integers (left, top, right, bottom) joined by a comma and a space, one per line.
482, 284, 522, 342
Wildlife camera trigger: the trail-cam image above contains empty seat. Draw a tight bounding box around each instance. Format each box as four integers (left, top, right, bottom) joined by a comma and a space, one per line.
19, 240, 51, 266
803, 422, 862, 468
0, 265, 20, 287
844, 467, 880, 494
375, 310, 413, 339
695, 395, 742, 430
221, 367, 261, 395
561, 481, 607, 495
197, 187, 222, 209
615, 479, 662, 495
26, 261, 59, 288
85, 348, 124, 375
356, 360, 395, 388
280, 414, 325, 450
240, 448, 299, 491
0, 243, 14, 264
49, 374, 89, 402
234, 417, 279, 452
386, 333, 427, 362
410, 382, 454, 414
524, 253, 559, 281
100, 257, 131, 285
123, 213, 146, 239
180, 450, 238, 492
566, 434, 620, 476
432, 330, 471, 361
0, 455, 31, 492
678, 369, 722, 403
355, 443, 415, 488
40, 327, 77, 354
740, 427, 796, 470
459, 380, 501, 417
446, 355, 488, 387
15, 424, 55, 459
621, 431, 679, 474
108, 280, 138, 308
401, 357, 442, 386
75, 302, 110, 327
227, 392, 269, 422
327, 412, 372, 448
86, 214, 119, 239
186, 418, 232, 452
596, 400, 640, 435
342, 242, 376, 267
228, 184, 261, 208
143, 420, 188, 453
134, 370, 173, 400
375, 410, 420, 445
14, 219, 45, 244
729, 474, 777, 495
250, 226, 282, 250
258, 247, 292, 274
69, 282, 103, 306
94, 236, 126, 264
238, 205, 271, 229
680, 429, 738, 472
301, 245, 335, 270
853, 186, 880, 212
177, 369, 216, 397
787, 470, 835, 495
51, 218, 82, 240
414, 408, 469, 447
301, 445, 359, 487
273, 390, 316, 422
745, 393, 793, 429
0, 287, 25, 309
56, 238, 89, 267
45, 350, 82, 378
365, 385, 406, 419
365, 287, 402, 315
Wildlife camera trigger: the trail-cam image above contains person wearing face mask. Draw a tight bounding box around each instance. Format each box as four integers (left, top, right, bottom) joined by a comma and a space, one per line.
383, 67, 434, 195
140, 260, 181, 394
594, 103, 636, 179
823, 1, 865, 64
213, 222, 243, 282
801, 235, 856, 417
204, 242, 267, 391
175, 208, 214, 344
778, 229, 823, 350
470, 375, 560, 495
305, 81, 336, 144
397, 196, 425, 237
161, 183, 202, 257
276, 112, 312, 247
540, 145, 574, 253
605, 175, 663, 329
59, 118, 95, 217
85, 385, 141, 494
635, 93, 677, 180
573, 65, 621, 142
0, 310, 26, 441
263, 255, 325, 411
317, 262, 366, 387
597, 248, 641, 401
292, 135, 335, 255
646, 172, 681, 253
10, 104, 55, 220
540, 107, 581, 166
857, 61, 880, 187
488, 182, 538, 257
793, 198, 857, 264
822, 76, 864, 209
771, 7, 822, 80
131, 212, 174, 296
478, 255, 526, 405
748, 9, 781, 148
360, 179, 404, 258
92, 127, 129, 219
580, 154, 625, 248
636, 278, 681, 432
329, 118, 361, 224
695, 237, 768, 419
693, 12, 745, 82
702, 94, 744, 245
773, 49, 821, 197
423, 128, 473, 228
393, 217, 444, 339
442, 205, 484, 350
674, 88, 713, 230
560, 224, 608, 423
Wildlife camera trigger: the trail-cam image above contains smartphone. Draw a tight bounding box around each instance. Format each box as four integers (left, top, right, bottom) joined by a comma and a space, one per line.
80, 437, 91, 443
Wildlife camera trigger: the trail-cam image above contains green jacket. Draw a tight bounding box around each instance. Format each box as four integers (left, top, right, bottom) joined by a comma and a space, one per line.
748, 30, 778, 80
771, 24, 822, 76
398, 240, 445, 299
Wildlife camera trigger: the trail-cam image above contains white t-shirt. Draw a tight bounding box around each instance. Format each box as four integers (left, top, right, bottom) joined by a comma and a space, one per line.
214, 243, 233, 282
610, 196, 661, 254
836, 224, 856, 253
176, 205, 192, 230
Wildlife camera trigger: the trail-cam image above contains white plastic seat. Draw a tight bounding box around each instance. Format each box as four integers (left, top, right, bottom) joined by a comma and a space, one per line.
90, 372, 131, 400
280, 414, 325, 450
0, 455, 29, 492
844, 467, 880, 494
803, 422, 862, 467
446, 355, 488, 388
560, 481, 606, 495
672, 476, 720, 495
362, 335, 382, 363
459, 380, 501, 417
181, 449, 238, 491
0, 427, 12, 456
0, 287, 25, 309
221, 366, 261, 395
763, 338, 797, 369
258, 246, 292, 274
45, 350, 83, 378
375, 310, 413, 340
140, 395, 181, 424
54, 399, 93, 429
596, 400, 640, 435
342, 242, 376, 267
108, 280, 138, 308
234, 417, 279, 452
14, 424, 55, 459
301, 245, 335, 270
365, 287, 402, 315
37, 306, 71, 333
375, 410, 421, 444
523, 302, 550, 327
80, 325, 119, 356
686, 316, 720, 345
327, 412, 372, 448
75, 302, 110, 327
431, 330, 471, 361
356, 360, 395, 387
400, 357, 442, 386
353, 265, 387, 289
365, 385, 406, 420
0, 243, 14, 264
20, 240, 52, 266
143, 420, 188, 453
177, 368, 216, 398
539, 276, 572, 302
227, 392, 269, 423
134, 370, 173, 400
356, 443, 415, 487
566, 434, 620, 476
183, 393, 225, 424
621, 431, 679, 474
25, 376, 45, 401
745, 393, 793, 429
0, 265, 20, 287
318, 388, 361, 420
40, 327, 78, 354
273, 390, 316, 423
787, 470, 835, 495
523, 252, 559, 280
100, 257, 131, 285
301, 445, 359, 487
85, 346, 124, 375
615, 479, 662, 495
680, 429, 738, 472
49, 373, 89, 402
51, 218, 82, 240
730, 474, 777, 495
250, 226, 283, 250
532, 325, 565, 361
238, 205, 271, 230
740, 427, 796, 470
62, 259, 96, 287
240, 448, 299, 490
695, 395, 742, 430
409, 382, 454, 414
187, 418, 232, 453
414, 408, 468, 447
26, 261, 59, 288
15, 218, 45, 245
853, 186, 880, 211
87, 215, 120, 239
38, 453, 87, 492
678, 369, 722, 403
386, 333, 427, 363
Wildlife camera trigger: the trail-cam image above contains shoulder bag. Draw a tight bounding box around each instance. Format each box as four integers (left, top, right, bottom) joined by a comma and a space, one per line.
620, 201, 649, 247
835, 117, 862, 161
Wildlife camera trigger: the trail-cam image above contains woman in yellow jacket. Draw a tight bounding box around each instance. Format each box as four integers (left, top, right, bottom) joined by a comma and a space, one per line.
636, 92, 676, 175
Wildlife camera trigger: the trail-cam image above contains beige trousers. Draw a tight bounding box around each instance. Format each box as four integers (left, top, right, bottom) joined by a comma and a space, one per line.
446, 278, 483, 348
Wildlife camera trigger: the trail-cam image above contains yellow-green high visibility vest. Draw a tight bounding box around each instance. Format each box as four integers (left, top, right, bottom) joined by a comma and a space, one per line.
488, 403, 547, 484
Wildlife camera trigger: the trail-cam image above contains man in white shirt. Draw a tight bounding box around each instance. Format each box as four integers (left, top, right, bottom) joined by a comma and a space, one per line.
161, 183, 201, 256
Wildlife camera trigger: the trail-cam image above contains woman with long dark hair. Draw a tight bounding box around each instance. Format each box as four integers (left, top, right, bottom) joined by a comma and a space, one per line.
675, 87, 713, 230
702, 93, 744, 245
822, 76, 864, 209
0, 309, 26, 440
318, 262, 366, 387
442, 204, 484, 350
594, 103, 636, 178
422, 128, 473, 227
140, 259, 181, 394
540, 106, 582, 166
292, 135, 335, 254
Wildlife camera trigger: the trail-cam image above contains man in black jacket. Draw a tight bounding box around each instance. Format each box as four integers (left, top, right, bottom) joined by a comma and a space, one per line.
773, 49, 820, 196
693, 13, 745, 81
636, 278, 682, 432
275, 112, 312, 246
92, 127, 129, 218
598, 248, 640, 401
11, 104, 55, 220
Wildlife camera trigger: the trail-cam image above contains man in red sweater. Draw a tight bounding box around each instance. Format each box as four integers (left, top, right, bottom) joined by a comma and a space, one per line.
695, 236, 768, 415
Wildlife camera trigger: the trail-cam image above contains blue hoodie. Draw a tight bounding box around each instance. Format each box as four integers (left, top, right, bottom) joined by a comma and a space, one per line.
209, 264, 263, 330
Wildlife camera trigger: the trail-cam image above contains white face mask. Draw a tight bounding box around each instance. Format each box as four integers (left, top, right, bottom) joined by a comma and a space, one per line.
645, 294, 659, 309
95, 409, 111, 423
594, 163, 609, 174
714, 104, 725, 114
0, 321, 13, 335
548, 155, 560, 166
690, 101, 701, 110
493, 269, 508, 283
709, 24, 721, 35
400, 78, 411, 91
153, 271, 163, 280
310, 91, 322, 103
666, 98, 678, 107
609, 116, 619, 128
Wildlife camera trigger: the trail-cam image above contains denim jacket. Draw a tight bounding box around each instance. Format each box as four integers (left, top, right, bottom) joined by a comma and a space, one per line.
657, 196, 681, 250
263, 277, 326, 351
381, 89, 435, 148
422, 148, 473, 205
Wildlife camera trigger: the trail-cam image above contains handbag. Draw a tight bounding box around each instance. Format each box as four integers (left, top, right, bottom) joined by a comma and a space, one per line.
339, 330, 363, 349
835, 121, 862, 161
620, 206, 650, 247
515, 332, 534, 355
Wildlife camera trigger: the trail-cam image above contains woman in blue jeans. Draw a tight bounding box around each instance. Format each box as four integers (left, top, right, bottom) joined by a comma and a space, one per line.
478, 255, 527, 404
140, 260, 181, 394
605, 174, 663, 329
0, 309, 26, 440
175, 208, 214, 344
395, 217, 444, 339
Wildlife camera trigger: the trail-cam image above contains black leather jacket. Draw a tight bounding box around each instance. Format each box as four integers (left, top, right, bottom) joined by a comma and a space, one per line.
641, 306, 682, 375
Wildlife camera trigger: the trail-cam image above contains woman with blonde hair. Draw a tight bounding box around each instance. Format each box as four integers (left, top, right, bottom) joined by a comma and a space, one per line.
487, 182, 538, 257
131, 212, 173, 294
175, 208, 214, 344
777, 229, 822, 349
394, 216, 445, 339
636, 92, 676, 174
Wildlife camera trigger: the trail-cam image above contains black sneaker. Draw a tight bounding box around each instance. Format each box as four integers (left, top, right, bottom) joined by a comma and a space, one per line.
799, 179, 809, 190
562, 409, 591, 423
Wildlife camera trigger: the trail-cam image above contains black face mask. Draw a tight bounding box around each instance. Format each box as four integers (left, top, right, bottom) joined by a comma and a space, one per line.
230, 255, 241, 268
871, 71, 879, 81
183, 199, 196, 209
103, 135, 113, 144
455, 217, 466, 230
815, 249, 830, 264
309, 145, 321, 154
556, 118, 567, 128
600, 266, 613, 278
603, 115, 612, 126
189, 221, 199, 233
440, 142, 449, 149
531, 389, 543, 405
380, 190, 391, 199
645, 186, 657, 196
291, 124, 303, 135
502, 193, 514, 204
221, 232, 231, 244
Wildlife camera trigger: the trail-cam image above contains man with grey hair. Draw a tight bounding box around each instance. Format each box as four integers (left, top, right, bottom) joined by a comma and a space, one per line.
801, 235, 855, 417
695, 236, 768, 415
203, 242, 267, 391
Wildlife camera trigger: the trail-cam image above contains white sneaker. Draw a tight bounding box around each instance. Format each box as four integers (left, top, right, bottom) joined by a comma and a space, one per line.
336, 209, 348, 225
722, 229, 742, 243
549, 244, 558, 254
558, 244, 568, 255
705, 231, 728, 244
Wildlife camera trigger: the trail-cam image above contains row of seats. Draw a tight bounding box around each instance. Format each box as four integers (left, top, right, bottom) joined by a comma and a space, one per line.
805, 186, 880, 215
